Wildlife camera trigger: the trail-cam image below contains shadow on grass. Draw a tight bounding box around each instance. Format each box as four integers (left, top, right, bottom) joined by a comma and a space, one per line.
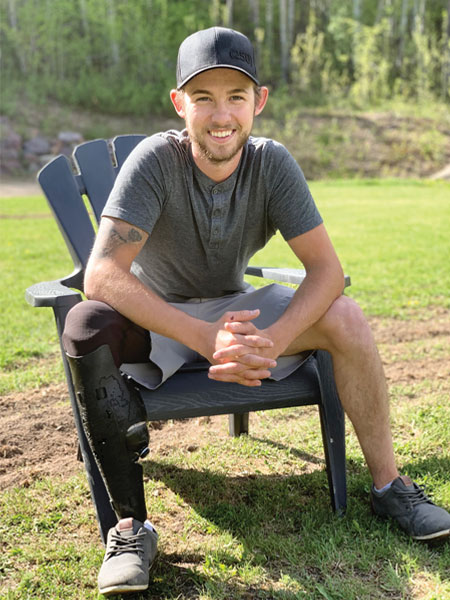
250, 435, 325, 466
136, 454, 450, 599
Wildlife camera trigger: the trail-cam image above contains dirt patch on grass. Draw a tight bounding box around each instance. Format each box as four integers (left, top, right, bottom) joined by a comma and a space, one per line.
1, 312, 449, 490
0, 180, 42, 198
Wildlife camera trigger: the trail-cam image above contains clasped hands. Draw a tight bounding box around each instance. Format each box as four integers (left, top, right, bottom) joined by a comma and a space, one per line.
206, 309, 280, 387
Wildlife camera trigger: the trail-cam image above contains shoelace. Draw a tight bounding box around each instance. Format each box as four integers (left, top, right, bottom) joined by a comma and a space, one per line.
106, 530, 147, 558
397, 483, 433, 508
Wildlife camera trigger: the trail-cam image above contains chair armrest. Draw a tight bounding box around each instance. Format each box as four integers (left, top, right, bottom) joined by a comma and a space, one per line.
245, 266, 351, 288
25, 271, 83, 309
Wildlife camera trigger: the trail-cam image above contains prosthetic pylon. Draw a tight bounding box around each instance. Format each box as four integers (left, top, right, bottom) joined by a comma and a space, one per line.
66, 344, 149, 522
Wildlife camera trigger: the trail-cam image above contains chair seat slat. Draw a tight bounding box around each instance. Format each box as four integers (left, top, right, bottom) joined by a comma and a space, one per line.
140, 358, 320, 420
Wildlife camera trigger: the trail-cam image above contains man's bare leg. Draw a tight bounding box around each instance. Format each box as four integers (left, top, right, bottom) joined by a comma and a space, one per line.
285, 295, 398, 488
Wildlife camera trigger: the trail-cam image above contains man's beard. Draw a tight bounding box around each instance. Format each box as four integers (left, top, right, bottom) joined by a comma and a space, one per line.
190, 127, 250, 164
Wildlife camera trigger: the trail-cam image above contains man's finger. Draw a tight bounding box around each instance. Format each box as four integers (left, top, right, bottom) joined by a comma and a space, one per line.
216, 333, 273, 353
208, 368, 272, 386
209, 374, 262, 387
223, 309, 260, 323
210, 356, 277, 371
213, 341, 275, 361
224, 320, 257, 334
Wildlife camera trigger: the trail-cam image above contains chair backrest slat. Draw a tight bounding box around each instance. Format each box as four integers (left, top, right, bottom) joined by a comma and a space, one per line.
74, 140, 117, 223
113, 134, 146, 170
37, 134, 149, 279
38, 155, 96, 271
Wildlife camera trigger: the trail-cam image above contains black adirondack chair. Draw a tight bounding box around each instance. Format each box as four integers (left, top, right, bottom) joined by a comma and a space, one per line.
26, 134, 349, 543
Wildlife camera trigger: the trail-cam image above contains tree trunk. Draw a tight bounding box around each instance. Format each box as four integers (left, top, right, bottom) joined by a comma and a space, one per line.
7, 0, 26, 74
226, 0, 234, 27
413, 0, 426, 34
265, 0, 274, 74
79, 0, 92, 67
375, 0, 385, 23
7, 0, 17, 29
287, 0, 295, 51
249, 0, 259, 28
279, 0, 289, 82
352, 0, 361, 70
397, 0, 409, 69
442, 0, 450, 99
249, 0, 260, 64
106, 0, 120, 66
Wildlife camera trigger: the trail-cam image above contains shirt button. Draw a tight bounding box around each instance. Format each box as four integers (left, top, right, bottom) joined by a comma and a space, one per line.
213, 189, 219, 195
213, 228, 219, 234
214, 209, 220, 217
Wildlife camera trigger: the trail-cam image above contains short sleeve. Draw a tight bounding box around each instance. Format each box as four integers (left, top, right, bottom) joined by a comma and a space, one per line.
266, 142, 322, 240
102, 135, 170, 235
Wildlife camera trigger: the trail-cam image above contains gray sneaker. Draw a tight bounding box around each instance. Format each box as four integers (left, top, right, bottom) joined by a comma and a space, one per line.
98, 517, 158, 596
371, 475, 450, 541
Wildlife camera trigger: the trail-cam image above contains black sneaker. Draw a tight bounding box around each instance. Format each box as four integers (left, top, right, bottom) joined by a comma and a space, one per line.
371, 475, 450, 541
98, 517, 158, 596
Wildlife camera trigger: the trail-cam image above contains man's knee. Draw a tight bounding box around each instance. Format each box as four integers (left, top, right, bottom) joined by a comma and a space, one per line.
63, 300, 151, 367
318, 296, 372, 352
62, 300, 128, 362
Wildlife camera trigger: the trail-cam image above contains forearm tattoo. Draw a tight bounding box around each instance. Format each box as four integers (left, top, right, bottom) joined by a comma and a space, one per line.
93, 224, 143, 259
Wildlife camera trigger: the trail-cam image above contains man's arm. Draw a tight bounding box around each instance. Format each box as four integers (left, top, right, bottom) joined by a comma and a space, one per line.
209, 223, 345, 379
85, 216, 202, 347
85, 216, 275, 383
266, 223, 345, 355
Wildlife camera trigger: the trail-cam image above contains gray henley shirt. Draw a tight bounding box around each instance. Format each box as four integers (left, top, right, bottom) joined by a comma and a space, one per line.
103, 129, 322, 302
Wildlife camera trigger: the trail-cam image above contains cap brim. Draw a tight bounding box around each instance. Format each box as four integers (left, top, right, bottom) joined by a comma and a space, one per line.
177, 65, 259, 89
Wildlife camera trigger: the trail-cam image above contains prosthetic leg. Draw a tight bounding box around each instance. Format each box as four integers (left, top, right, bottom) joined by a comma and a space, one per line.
66, 344, 149, 523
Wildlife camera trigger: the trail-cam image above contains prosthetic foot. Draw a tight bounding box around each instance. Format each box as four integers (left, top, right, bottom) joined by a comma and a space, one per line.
66, 344, 149, 522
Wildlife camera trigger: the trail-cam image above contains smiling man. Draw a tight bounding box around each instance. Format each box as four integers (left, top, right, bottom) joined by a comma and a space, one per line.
62, 27, 450, 596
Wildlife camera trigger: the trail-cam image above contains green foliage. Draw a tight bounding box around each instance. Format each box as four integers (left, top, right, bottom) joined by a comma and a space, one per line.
0, 0, 448, 116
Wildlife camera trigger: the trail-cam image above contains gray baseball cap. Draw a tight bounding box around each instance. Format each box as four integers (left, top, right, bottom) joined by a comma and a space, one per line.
176, 27, 259, 89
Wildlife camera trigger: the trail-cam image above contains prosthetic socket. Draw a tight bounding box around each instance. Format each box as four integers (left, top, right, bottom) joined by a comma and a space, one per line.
66, 344, 149, 522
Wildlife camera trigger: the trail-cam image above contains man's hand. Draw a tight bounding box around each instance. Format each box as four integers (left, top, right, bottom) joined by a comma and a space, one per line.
206, 309, 278, 387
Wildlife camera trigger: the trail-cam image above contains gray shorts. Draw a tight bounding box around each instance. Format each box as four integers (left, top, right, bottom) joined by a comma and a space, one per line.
122, 283, 311, 389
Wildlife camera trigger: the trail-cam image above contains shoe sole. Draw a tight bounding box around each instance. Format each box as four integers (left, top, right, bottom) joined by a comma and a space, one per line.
99, 583, 148, 596
412, 528, 450, 542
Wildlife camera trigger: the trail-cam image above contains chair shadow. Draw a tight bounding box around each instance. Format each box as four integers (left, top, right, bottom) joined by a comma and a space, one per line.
250, 435, 325, 465
143, 459, 329, 536
134, 453, 450, 599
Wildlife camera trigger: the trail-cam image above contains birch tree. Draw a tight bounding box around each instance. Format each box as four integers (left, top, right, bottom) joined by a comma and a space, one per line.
226, 0, 233, 27
279, 0, 289, 82
106, 0, 120, 65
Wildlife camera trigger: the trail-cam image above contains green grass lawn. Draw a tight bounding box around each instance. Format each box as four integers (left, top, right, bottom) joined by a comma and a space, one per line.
1, 180, 449, 599
249, 179, 450, 317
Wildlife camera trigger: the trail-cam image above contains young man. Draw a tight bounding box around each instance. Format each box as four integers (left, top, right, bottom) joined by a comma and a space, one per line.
62, 27, 450, 596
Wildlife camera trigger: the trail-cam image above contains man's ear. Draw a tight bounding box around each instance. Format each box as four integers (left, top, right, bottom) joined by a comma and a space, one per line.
170, 89, 185, 118
254, 86, 269, 116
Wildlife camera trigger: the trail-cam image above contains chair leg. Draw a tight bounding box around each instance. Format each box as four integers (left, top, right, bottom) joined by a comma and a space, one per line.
228, 413, 249, 437
315, 350, 347, 515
